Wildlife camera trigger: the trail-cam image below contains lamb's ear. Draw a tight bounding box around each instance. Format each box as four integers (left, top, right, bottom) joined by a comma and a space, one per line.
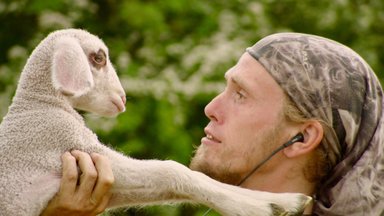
52, 37, 94, 97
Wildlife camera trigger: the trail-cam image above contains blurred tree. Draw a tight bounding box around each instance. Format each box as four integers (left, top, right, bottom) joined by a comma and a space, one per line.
0, 0, 383, 215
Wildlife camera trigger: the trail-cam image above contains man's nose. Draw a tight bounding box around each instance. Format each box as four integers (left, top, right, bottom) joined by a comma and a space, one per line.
204, 93, 223, 123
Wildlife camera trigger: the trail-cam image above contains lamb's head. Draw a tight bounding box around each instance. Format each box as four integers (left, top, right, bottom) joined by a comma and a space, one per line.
50, 29, 126, 117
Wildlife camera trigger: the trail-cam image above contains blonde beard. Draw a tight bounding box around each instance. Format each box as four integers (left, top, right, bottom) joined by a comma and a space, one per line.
189, 147, 242, 185
189, 125, 283, 186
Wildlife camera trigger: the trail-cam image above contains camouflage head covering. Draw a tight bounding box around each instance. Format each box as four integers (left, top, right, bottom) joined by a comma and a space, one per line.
246, 33, 384, 215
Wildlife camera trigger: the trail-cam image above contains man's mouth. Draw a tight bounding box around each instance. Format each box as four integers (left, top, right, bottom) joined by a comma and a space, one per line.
205, 132, 221, 143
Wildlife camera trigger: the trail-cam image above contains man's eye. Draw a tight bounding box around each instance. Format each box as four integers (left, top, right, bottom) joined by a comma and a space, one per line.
235, 90, 246, 100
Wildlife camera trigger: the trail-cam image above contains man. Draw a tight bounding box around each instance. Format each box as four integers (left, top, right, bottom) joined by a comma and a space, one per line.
44, 33, 384, 215
189, 51, 324, 202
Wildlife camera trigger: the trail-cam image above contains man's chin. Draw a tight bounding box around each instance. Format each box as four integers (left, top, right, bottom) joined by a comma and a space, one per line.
189, 155, 241, 185
189, 153, 205, 172
190, 153, 216, 176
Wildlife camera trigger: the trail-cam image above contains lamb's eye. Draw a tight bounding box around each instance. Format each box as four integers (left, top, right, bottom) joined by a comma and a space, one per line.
90, 49, 106, 68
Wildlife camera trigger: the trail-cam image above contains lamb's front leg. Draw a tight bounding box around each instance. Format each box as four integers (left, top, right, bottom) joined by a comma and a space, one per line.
186, 170, 311, 216
106, 155, 311, 216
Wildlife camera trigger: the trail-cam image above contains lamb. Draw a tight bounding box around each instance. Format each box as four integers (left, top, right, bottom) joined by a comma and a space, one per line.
0, 29, 311, 216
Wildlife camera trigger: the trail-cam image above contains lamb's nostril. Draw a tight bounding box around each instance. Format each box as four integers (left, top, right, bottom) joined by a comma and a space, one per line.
121, 95, 126, 105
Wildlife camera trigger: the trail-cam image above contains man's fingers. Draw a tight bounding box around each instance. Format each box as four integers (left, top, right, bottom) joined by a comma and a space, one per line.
94, 192, 112, 214
60, 152, 78, 197
70, 150, 98, 198
44, 151, 112, 215
90, 153, 114, 205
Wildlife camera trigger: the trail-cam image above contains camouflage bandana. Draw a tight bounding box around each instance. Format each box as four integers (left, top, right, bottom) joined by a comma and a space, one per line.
246, 33, 384, 215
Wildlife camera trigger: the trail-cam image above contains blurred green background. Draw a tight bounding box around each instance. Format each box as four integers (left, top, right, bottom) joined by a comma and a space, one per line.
1, 0, 383, 215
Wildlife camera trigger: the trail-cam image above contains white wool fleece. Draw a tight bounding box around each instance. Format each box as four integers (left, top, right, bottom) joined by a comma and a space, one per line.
0, 29, 310, 216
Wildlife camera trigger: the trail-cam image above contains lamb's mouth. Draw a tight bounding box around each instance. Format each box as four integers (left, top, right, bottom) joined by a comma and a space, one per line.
112, 98, 125, 112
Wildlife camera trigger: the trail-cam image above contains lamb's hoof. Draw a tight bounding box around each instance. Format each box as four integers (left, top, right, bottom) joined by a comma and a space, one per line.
271, 195, 312, 216
270, 203, 286, 215
270, 203, 302, 216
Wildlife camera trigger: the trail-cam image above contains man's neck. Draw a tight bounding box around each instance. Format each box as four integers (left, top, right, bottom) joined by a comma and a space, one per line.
241, 172, 315, 195
238, 159, 315, 214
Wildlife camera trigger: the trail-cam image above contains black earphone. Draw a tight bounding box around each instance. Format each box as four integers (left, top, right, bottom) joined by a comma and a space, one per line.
202, 132, 305, 216
283, 132, 305, 148
236, 132, 304, 186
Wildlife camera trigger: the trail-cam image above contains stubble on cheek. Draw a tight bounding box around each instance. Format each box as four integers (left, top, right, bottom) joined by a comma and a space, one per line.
189, 132, 284, 186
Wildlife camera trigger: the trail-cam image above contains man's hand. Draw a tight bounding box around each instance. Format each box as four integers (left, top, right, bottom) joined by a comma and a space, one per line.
41, 150, 114, 216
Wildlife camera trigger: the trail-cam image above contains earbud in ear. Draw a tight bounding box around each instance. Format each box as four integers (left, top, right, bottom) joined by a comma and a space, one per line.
283, 133, 304, 148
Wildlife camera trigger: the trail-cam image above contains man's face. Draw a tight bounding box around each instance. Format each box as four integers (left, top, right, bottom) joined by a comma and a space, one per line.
190, 52, 290, 185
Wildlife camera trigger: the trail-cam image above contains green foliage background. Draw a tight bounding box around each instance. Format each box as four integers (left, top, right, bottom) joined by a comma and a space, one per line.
1, 0, 383, 215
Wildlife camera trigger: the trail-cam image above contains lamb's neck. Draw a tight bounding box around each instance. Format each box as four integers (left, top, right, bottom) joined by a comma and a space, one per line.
17, 44, 55, 96
9, 91, 84, 124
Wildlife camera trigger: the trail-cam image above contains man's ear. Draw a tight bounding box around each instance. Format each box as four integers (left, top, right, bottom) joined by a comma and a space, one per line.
283, 120, 323, 158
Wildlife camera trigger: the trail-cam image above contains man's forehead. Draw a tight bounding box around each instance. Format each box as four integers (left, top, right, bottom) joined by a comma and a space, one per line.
224, 67, 243, 85
223, 63, 255, 95
224, 67, 235, 79
225, 53, 288, 98
224, 54, 261, 83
